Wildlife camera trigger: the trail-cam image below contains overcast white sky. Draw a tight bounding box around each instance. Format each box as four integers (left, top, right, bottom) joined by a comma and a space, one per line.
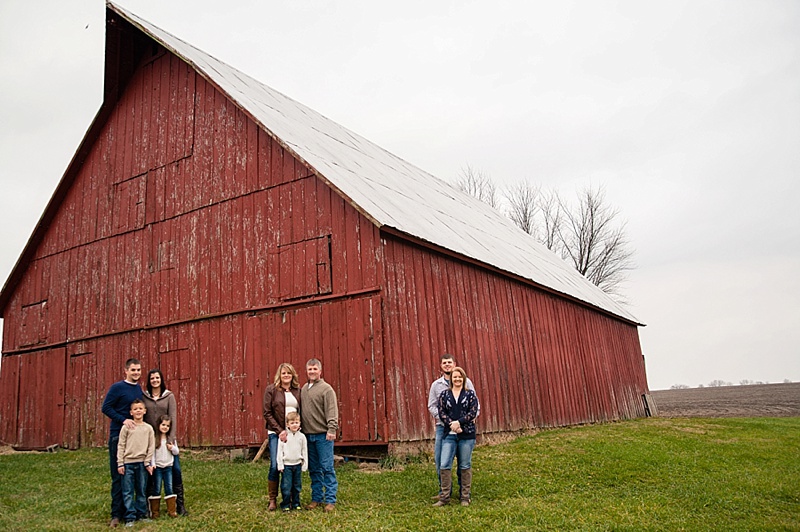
1, 0, 798, 390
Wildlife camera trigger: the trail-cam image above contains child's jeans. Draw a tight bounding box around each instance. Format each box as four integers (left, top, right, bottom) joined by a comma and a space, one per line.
122, 462, 148, 522
151, 465, 174, 497
280, 464, 303, 509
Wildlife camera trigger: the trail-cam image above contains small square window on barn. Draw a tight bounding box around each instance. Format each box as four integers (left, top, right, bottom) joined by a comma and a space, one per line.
278, 235, 333, 300
20, 300, 48, 347
112, 173, 146, 234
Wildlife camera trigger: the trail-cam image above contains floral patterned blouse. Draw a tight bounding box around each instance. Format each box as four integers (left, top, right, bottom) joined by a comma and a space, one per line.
437, 388, 479, 440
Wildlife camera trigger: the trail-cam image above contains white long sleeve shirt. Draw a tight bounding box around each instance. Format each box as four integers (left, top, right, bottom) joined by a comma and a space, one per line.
151, 435, 180, 468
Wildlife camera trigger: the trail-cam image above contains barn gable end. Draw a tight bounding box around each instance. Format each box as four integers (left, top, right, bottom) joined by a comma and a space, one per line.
0, 4, 648, 451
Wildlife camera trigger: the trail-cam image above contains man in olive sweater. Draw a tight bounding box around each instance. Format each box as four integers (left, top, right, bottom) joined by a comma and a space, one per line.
300, 358, 339, 512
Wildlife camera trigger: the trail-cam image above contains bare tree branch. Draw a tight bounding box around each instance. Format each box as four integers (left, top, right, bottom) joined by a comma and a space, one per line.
505, 181, 540, 236
455, 164, 499, 208
557, 186, 634, 301
537, 188, 563, 253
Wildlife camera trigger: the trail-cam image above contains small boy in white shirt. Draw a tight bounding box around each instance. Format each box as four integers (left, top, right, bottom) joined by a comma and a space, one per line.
277, 411, 308, 511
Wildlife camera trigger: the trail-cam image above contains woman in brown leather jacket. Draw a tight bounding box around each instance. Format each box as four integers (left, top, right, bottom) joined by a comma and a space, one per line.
262, 363, 302, 511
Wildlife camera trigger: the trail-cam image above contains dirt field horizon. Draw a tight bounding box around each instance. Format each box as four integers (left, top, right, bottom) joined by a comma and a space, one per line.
651, 381, 800, 417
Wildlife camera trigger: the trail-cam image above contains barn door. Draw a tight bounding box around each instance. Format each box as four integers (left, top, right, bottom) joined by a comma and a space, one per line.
310, 294, 385, 443
157, 325, 192, 445
64, 349, 101, 449
0, 355, 21, 446
331, 295, 385, 443
17, 348, 66, 450
259, 294, 386, 444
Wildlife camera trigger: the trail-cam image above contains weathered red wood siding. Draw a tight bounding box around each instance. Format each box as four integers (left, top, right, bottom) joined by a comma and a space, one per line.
381, 235, 648, 442
0, 47, 385, 448
0, 37, 648, 451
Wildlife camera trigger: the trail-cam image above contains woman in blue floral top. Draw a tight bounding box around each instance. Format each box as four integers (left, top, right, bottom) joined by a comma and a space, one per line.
434, 366, 479, 507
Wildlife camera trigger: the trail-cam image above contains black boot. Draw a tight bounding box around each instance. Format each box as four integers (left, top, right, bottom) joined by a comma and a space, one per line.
174, 482, 189, 516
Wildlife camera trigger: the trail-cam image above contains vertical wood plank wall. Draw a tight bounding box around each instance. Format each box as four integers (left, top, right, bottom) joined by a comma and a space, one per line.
0, 48, 384, 448
381, 235, 649, 442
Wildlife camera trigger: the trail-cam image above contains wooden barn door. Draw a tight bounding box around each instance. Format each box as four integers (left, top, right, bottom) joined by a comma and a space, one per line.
17, 348, 66, 450
64, 349, 102, 449
0, 355, 21, 446
157, 325, 193, 446
330, 295, 385, 443
263, 294, 386, 444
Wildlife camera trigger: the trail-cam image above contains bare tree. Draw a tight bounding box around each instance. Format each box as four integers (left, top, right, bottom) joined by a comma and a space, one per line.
503, 184, 563, 251
537, 188, 563, 253
457, 169, 634, 302
556, 186, 634, 300
455, 164, 499, 208
708, 379, 732, 387
505, 181, 540, 236
670, 384, 690, 389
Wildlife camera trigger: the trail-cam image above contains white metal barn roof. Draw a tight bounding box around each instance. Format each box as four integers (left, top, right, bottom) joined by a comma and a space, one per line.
110, 2, 641, 325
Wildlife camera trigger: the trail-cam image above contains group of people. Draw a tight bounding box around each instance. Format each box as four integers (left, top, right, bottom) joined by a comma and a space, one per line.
262, 353, 480, 512
101, 353, 477, 525
262, 358, 340, 512
101, 359, 188, 528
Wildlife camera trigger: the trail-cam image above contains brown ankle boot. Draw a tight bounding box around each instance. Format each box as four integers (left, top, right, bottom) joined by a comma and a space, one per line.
148, 496, 161, 518
165, 494, 178, 517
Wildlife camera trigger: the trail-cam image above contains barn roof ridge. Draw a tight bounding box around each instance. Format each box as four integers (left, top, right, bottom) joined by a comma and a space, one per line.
1, 2, 641, 325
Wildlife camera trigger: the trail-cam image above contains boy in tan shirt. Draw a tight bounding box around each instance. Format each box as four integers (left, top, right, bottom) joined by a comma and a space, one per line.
117, 399, 155, 526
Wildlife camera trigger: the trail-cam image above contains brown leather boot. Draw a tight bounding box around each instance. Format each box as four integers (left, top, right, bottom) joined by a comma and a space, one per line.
165, 494, 178, 517
432, 469, 452, 506
460, 468, 472, 506
268, 480, 279, 511
148, 497, 161, 519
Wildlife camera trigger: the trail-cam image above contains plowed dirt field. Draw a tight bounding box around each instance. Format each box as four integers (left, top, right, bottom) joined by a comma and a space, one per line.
651, 382, 800, 417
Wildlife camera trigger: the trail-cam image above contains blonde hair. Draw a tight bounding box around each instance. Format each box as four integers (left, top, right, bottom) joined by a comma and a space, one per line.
449, 367, 467, 389
286, 411, 301, 423
273, 363, 299, 388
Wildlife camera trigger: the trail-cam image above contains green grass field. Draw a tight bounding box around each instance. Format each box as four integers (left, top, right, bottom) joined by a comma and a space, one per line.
1, 417, 798, 531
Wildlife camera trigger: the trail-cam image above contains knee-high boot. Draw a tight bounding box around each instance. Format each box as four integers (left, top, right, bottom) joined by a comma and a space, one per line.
433, 469, 452, 506
174, 482, 189, 516
460, 468, 472, 506
268, 480, 279, 511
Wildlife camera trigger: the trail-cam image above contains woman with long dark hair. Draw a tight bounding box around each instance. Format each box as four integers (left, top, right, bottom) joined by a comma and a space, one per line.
142, 369, 188, 516
262, 363, 302, 511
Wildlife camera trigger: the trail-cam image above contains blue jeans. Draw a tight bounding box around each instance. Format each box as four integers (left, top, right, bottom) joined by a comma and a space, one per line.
440, 433, 475, 471
152, 465, 174, 496
108, 435, 125, 519
267, 433, 280, 482
434, 425, 462, 495
307, 433, 337, 504
121, 462, 148, 522
172, 453, 183, 487
148, 454, 182, 496
280, 464, 303, 509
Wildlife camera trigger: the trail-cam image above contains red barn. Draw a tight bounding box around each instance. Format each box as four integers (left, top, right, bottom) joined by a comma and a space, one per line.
0, 3, 649, 451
